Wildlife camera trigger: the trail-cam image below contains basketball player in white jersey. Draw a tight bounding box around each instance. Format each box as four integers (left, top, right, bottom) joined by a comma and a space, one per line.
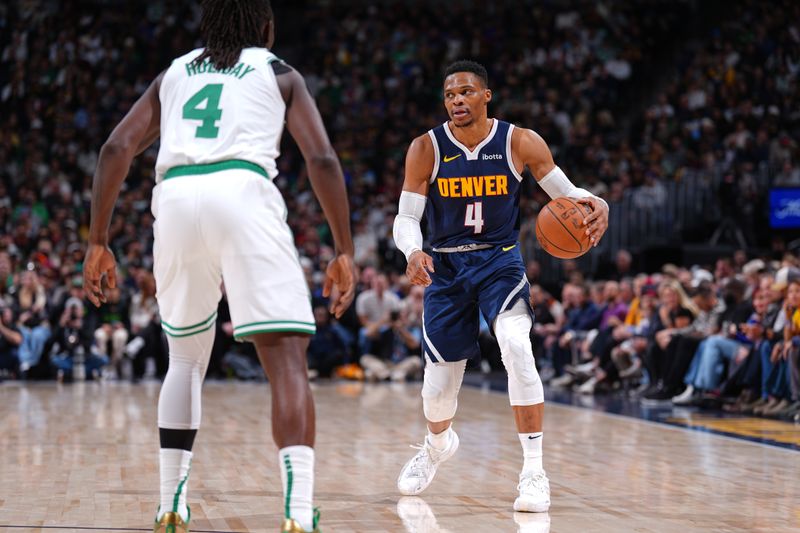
83, 2, 356, 532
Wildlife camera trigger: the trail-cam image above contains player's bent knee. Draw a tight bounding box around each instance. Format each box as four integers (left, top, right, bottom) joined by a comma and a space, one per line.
422, 387, 458, 422
421, 360, 465, 422
166, 326, 215, 363
495, 301, 544, 405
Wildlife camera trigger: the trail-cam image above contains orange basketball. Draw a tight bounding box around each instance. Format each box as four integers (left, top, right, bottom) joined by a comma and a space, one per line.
535, 197, 594, 259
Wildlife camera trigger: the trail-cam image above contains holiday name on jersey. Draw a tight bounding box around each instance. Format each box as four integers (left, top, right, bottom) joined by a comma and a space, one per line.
436, 174, 509, 198
185, 60, 256, 80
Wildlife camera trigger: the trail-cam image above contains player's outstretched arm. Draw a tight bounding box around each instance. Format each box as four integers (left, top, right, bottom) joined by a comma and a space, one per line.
512, 127, 609, 246
277, 65, 356, 318
84, 74, 162, 307
394, 135, 435, 286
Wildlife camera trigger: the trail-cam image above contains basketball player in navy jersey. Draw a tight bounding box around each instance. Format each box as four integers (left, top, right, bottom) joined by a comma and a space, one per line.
393, 60, 608, 512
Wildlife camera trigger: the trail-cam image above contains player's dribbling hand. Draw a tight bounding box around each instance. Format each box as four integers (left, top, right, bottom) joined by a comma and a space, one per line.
323, 253, 357, 319
577, 197, 609, 247
83, 243, 118, 307
407, 250, 435, 287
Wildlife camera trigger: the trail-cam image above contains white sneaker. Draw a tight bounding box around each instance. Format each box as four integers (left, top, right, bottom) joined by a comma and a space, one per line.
397, 430, 459, 496
577, 376, 597, 395
514, 470, 550, 513
549, 374, 573, 388
671, 385, 695, 405
571, 361, 596, 376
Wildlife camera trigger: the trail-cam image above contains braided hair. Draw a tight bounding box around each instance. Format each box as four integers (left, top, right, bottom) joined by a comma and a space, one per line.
193, 0, 273, 70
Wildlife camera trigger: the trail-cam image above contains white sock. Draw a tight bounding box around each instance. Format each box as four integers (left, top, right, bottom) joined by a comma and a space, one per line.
159, 449, 192, 522
279, 445, 315, 531
427, 426, 452, 451
519, 432, 543, 474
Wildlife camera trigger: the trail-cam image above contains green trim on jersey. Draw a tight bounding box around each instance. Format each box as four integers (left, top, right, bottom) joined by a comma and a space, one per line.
164, 159, 269, 180
162, 311, 218, 332
162, 311, 218, 338
163, 322, 216, 339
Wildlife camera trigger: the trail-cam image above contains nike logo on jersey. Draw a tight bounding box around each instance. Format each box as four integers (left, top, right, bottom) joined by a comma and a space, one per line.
482, 153, 503, 160
443, 154, 462, 163
502, 244, 517, 252
436, 175, 509, 198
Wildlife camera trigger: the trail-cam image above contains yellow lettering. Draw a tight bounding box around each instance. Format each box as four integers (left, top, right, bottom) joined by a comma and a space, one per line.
437, 179, 450, 197
461, 177, 473, 197
474, 176, 484, 196
449, 177, 461, 197
486, 175, 496, 195
497, 174, 508, 195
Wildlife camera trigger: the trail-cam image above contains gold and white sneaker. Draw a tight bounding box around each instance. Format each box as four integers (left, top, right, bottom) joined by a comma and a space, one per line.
154, 508, 189, 533
514, 470, 550, 513
397, 429, 459, 496
280, 509, 321, 533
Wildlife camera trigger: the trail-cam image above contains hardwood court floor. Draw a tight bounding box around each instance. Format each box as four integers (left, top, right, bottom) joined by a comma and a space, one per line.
0, 380, 798, 532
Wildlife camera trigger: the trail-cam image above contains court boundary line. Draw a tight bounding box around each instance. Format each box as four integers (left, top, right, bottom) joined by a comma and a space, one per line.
464, 382, 800, 454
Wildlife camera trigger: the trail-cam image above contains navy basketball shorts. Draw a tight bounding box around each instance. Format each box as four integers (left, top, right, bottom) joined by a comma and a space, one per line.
422, 244, 532, 363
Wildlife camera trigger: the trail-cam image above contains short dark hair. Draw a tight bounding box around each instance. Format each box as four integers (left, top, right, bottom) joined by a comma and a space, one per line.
691, 281, 714, 299
194, 0, 274, 70
444, 60, 489, 88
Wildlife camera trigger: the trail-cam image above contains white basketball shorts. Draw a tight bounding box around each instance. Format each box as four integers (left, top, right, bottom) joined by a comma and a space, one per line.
151, 164, 315, 340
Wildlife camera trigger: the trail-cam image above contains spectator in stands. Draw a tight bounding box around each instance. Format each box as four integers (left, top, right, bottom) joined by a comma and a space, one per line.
125, 272, 165, 380
757, 278, 800, 417
610, 284, 660, 390
673, 279, 753, 404
89, 285, 130, 379
359, 304, 422, 382
572, 280, 632, 394
549, 283, 602, 386
15, 267, 51, 376
748, 273, 794, 415
638, 280, 696, 398
641, 282, 721, 402
719, 288, 772, 412
307, 304, 348, 379
0, 303, 22, 377
50, 299, 107, 381
356, 273, 401, 364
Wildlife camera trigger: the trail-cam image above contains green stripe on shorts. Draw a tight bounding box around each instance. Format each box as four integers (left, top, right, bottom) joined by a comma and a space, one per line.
233, 320, 316, 339
164, 159, 268, 180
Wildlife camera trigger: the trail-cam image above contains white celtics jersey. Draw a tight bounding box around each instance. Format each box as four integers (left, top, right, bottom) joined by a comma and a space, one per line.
155, 47, 286, 182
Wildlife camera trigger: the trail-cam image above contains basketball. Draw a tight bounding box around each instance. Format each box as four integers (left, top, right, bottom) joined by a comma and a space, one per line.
535, 197, 594, 259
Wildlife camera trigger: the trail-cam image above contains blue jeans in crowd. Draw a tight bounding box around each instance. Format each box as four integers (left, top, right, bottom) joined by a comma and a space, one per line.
758, 341, 792, 399
18, 324, 51, 370
691, 335, 743, 391
51, 351, 109, 378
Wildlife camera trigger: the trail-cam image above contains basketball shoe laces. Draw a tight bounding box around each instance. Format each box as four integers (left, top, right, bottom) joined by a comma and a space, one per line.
518, 471, 550, 498
406, 441, 445, 480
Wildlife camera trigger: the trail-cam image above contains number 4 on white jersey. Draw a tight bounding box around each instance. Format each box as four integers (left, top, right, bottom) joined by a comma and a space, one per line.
465, 202, 484, 234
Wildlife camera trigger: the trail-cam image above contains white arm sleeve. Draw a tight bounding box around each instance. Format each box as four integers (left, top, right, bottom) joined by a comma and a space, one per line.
393, 191, 427, 262
537, 166, 608, 209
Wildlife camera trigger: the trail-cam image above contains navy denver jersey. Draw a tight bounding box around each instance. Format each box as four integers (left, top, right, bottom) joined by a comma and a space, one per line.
426, 119, 524, 249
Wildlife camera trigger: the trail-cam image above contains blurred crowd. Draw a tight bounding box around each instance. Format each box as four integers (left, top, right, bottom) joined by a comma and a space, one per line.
0, 0, 798, 412
532, 252, 800, 422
